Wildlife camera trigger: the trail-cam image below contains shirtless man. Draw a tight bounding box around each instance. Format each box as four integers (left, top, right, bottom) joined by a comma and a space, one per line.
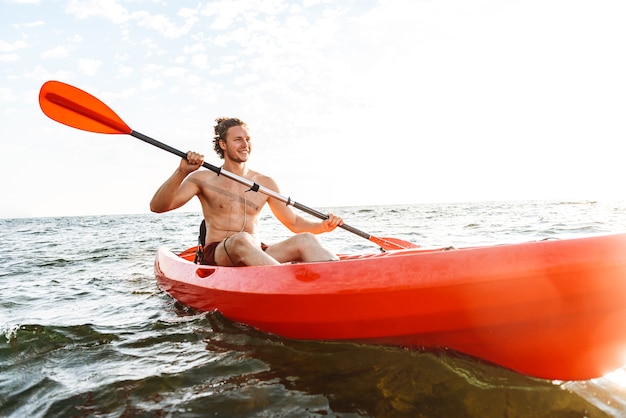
150, 117, 343, 266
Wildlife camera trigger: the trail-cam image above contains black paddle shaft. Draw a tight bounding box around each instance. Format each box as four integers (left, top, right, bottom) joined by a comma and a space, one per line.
131, 130, 371, 240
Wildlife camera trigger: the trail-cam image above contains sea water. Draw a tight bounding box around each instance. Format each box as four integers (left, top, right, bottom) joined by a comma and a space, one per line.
2, 201, 626, 417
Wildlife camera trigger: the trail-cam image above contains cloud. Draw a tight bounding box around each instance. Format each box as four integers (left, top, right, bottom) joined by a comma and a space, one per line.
140, 77, 163, 90
66, 4, 200, 40
65, 0, 130, 24
200, 1, 240, 31
210, 62, 235, 76
144, 63, 164, 73
135, 9, 198, 39
12, 20, 44, 29
163, 66, 187, 79
67, 34, 83, 43
0, 54, 20, 62
107, 86, 137, 101
78, 58, 102, 76
190, 54, 209, 69
0, 87, 18, 102
234, 73, 259, 85
0, 39, 29, 52
178, 7, 197, 19
42, 45, 70, 59
117, 65, 133, 78
23, 64, 71, 80
182, 43, 205, 54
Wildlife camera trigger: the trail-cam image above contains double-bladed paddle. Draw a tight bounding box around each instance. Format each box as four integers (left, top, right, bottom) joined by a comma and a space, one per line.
38, 80, 417, 251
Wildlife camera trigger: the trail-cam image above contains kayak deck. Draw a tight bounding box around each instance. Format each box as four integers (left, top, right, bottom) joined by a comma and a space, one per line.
155, 233, 626, 380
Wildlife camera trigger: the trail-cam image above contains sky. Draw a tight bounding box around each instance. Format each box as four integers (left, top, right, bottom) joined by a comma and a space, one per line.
2, 0, 626, 219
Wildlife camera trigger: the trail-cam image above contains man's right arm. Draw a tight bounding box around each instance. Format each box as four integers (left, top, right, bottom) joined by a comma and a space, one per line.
150, 152, 204, 213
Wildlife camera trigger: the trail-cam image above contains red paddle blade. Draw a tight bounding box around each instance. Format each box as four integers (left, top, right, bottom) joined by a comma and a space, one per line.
39, 80, 131, 135
370, 236, 419, 250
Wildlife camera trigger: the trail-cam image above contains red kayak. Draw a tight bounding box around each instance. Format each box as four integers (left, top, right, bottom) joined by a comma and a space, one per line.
155, 233, 626, 381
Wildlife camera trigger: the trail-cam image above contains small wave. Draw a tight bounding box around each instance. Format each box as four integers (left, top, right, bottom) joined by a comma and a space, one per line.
1, 323, 20, 342
3, 324, 119, 352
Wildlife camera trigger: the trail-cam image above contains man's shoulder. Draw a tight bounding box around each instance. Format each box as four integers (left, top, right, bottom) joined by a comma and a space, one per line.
189, 170, 216, 182
249, 170, 278, 188
187, 170, 223, 190
248, 169, 271, 180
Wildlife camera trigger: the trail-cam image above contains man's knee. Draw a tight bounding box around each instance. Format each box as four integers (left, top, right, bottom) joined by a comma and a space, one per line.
293, 232, 319, 247
228, 232, 257, 249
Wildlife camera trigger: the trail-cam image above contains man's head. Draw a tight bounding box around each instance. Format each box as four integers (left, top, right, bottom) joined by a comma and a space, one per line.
213, 117, 248, 159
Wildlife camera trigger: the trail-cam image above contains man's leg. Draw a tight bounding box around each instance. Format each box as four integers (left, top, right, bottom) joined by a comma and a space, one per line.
214, 232, 280, 266
265, 233, 338, 263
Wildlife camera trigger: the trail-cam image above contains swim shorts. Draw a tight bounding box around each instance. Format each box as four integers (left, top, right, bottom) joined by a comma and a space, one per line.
200, 239, 269, 266
200, 241, 221, 266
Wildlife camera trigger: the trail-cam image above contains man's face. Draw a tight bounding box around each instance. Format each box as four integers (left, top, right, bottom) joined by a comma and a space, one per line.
222, 125, 251, 163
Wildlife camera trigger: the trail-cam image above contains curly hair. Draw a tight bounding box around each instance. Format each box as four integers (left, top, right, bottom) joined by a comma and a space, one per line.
213, 117, 247, 159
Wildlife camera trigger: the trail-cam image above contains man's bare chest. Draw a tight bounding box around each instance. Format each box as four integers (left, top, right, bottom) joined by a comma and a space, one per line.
202, 180, 265, 213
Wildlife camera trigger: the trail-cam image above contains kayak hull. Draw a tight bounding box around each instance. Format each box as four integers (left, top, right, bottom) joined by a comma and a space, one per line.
155, 233, 626, 380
